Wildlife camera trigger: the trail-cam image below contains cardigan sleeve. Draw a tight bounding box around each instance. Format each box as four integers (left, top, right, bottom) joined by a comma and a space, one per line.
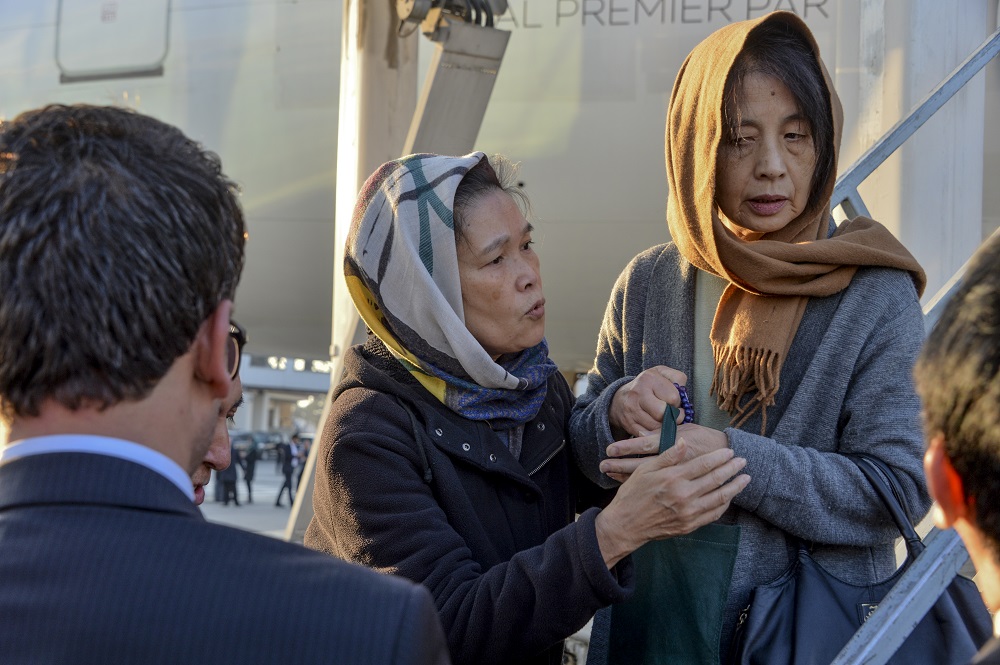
569, 250, 659, 490
728, 269, 931, 546
306, 387, 633, 665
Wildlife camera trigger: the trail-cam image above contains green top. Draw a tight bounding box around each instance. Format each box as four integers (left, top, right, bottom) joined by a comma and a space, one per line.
693, 269, 732, 431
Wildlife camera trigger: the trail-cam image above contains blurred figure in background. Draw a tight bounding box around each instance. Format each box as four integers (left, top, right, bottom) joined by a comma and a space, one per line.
241, 435, 259, 504
275, 434, 298, 507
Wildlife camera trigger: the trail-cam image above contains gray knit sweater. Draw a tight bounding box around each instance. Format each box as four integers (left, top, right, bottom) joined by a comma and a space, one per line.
569, 242, 931, 654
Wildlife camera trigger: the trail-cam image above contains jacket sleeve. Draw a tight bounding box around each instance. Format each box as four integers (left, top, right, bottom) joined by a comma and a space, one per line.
306, 389, 633, 665
728, 273, 931, 546
390, 584, 452, 665
569, 254, 653, 490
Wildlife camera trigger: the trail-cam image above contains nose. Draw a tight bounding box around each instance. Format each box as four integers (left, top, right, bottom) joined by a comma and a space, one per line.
755, 137, 787, 180
516, 255, 541, 292
204, 424, 232, 471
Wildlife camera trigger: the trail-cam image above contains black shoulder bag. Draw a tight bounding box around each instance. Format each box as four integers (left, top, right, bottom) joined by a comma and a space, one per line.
729, 454, 992, 665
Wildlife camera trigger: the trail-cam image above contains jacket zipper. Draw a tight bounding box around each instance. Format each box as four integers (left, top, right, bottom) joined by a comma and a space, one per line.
527, 439, 565, 477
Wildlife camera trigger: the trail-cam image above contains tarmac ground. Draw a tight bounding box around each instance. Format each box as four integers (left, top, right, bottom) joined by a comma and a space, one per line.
200, 453, 299, 539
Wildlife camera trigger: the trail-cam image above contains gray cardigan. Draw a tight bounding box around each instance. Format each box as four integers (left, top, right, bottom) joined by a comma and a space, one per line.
569, 242, 931, 651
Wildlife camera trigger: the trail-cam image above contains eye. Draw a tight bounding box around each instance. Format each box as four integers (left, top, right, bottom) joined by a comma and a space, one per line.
727, 133, 754, 152
489, 255, 504, 266
226, 415, 236, 426
521, 239, 534, 251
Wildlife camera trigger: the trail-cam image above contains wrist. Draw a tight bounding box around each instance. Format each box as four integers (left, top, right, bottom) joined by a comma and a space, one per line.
595, 507, 634, 569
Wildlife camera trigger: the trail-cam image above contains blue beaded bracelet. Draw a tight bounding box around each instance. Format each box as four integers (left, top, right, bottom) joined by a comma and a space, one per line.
675, 383, 695, 424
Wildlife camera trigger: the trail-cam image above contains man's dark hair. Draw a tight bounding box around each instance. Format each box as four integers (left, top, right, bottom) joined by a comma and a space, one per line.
452, 154, 528, 246
0, 104, 246, 419
915, 233, 1000, 557
721, 20, 836, 212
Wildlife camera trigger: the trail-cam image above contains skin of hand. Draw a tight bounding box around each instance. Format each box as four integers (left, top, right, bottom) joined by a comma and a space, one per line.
593, 441, 750, 568
608, 365, 688, 439
600, 424, 731, 482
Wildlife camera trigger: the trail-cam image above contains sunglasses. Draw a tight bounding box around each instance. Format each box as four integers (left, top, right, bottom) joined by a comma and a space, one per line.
228, 320, 247, 379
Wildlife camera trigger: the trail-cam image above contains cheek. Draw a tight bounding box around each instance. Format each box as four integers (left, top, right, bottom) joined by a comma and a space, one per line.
793, 151, 818, 190
715, 160, 744, 206
467, 274, 505, 307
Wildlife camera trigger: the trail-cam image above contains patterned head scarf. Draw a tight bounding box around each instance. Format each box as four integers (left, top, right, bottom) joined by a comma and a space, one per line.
344, 152, 557, 429
666, 12, 925, 430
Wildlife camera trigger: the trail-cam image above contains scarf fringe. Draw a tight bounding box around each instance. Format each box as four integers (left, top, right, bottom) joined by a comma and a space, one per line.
710, 343, 781, 435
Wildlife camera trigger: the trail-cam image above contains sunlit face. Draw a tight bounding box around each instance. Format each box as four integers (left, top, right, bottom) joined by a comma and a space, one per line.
715, 73, 817, 240
456, 190, 545, 359
191, 377, 244, 506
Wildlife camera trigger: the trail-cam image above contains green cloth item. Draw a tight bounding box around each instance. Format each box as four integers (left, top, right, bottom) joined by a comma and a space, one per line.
607, 407, 741, 665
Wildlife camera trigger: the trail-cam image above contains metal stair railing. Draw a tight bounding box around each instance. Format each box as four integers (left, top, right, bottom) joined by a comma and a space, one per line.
832, 26, 1000, 220
828, 26, 1000, 665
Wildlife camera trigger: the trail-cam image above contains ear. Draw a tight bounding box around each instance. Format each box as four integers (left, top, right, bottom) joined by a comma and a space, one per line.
924, 434, 971, 529
192, 300, 233, 400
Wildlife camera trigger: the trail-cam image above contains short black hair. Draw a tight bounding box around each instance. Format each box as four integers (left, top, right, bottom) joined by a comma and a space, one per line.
452, 154, 528, 246
915, 233, 1000, 558
0, 104, 245, 419
721, 20, 835, 212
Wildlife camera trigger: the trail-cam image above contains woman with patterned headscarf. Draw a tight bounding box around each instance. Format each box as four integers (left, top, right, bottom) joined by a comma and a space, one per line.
304, 153, 750, 665
571, 11, 931, 663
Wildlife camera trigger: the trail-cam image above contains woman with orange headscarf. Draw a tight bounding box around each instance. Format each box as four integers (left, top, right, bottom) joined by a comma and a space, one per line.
571, 12, 930, 662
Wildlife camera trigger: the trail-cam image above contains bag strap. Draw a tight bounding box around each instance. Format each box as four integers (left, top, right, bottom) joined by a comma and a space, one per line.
851, 454, 924, 558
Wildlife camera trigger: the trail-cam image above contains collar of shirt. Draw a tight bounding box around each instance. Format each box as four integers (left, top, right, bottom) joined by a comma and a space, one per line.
1, 434, 194, 501
994, 607, 1000, 638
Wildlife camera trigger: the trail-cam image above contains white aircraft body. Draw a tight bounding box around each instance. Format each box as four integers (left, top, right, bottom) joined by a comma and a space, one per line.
0, 0, 995, 378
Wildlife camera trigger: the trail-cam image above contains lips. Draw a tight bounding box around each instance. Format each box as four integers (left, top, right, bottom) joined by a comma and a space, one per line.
746, 196, 787, 216
193, 484, 205, 506
525, 298, 545, 319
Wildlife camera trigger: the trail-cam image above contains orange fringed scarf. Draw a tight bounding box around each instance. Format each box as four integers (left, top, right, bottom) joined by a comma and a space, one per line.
665, 12, 926, 432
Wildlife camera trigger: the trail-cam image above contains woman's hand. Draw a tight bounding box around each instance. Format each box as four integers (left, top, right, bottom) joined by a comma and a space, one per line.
594, 441, 750, 568
609, 365, 688, 438
599, 424, 730, 483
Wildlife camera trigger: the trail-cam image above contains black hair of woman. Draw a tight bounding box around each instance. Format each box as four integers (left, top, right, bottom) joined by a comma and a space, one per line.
723, 20, 835, 211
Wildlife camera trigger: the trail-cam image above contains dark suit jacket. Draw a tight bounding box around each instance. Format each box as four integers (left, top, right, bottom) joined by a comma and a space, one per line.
0, 451, 450, 665
973, 637, 1000, 664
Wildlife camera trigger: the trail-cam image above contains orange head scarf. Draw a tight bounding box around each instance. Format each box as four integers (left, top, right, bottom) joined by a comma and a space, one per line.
665, 12, 925, 431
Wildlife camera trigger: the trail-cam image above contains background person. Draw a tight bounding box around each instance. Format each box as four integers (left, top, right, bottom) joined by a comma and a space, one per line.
0, 103, 450, 665
570, 12, 930, 660
275, 434, 298, 506
304, 152, 749, 665
295, 435, 310, 493
916, 232, 1000, 665
241, 435, 258, 504
218, 439, 241, 506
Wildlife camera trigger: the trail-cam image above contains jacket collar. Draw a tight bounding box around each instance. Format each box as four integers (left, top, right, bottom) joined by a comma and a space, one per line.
0, 452, 203, 520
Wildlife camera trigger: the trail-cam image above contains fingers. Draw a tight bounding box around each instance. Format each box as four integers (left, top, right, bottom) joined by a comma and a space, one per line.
605, 432, 661, 458
682, 472, 752, 531
673, 474, 751, 534
610, 366, 689, 437
599, 457, 646, 478
598, 446, 752, 553
652, 365, 688, 386
631, 394, 669, 434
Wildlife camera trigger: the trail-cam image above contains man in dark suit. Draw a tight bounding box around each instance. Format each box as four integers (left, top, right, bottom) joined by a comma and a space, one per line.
0, 104, 450, 665
915, 232, 1000, 665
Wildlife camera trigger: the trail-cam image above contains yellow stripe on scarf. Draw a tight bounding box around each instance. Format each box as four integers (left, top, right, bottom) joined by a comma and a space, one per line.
345, 274, 448, 404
